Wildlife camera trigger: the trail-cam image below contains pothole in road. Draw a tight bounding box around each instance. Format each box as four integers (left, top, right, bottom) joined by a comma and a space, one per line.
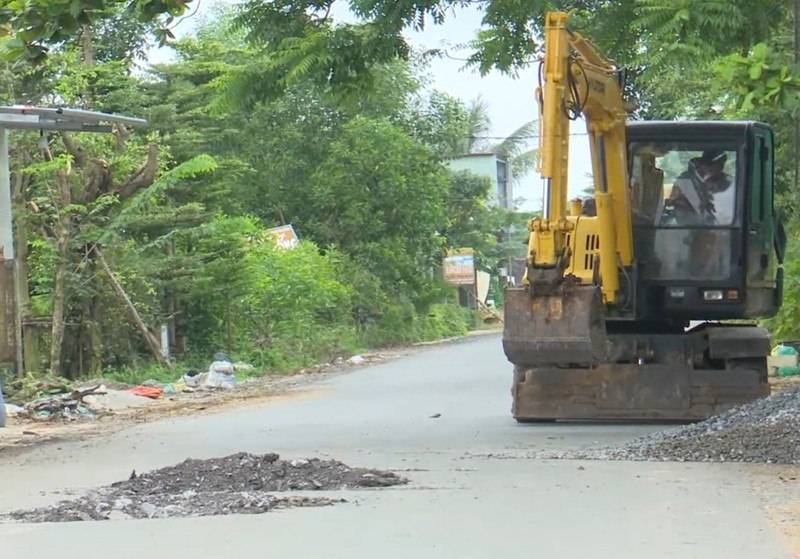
3, 452, 409, 523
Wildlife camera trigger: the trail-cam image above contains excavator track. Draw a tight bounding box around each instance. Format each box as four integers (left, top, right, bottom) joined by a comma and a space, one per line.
510, 363, 769, 422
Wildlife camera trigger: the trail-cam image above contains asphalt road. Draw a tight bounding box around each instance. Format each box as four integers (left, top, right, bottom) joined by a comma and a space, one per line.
0, 333, 794, 559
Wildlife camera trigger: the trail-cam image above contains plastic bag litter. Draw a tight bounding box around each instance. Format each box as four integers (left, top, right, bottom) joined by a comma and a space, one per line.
773, 344, 799, 356
201, 359, 237, 389
771, 344, 800, 377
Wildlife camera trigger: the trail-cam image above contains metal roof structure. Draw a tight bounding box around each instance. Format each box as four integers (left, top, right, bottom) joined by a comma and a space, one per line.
0, 105, 147, 133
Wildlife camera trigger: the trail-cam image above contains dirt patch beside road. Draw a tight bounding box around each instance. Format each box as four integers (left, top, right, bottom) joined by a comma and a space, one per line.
0, 363, 355, 458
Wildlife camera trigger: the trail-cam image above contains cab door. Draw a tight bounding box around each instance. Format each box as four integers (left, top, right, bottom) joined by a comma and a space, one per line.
745, 126, 780, 315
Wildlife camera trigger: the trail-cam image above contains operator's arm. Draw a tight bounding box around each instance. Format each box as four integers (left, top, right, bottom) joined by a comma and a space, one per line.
667, 185, 691, 209
664, 179, 710, 226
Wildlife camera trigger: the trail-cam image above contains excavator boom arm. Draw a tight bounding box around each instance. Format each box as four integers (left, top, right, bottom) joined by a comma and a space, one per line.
535, 11, 634, 303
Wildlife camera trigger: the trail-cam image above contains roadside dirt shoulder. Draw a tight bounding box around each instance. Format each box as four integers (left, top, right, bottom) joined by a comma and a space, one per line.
0, 329, 501, 457
0, 351, 395, 457
744, 463, 800, 559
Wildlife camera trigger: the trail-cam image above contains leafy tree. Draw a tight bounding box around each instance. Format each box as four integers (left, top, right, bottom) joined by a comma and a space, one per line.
0, 0, 184, 62
306, 115, 450, 301
0, 5, 510, 381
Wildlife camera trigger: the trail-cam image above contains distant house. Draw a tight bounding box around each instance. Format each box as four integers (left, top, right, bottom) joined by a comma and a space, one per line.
446, 152, 513, 210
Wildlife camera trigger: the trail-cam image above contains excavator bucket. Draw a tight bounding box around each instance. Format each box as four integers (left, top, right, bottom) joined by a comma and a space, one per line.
502, 285, 607, 367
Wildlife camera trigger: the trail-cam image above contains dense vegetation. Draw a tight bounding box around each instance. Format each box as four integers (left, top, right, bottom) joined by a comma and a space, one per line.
1, 0, 799, 382
0, 3, 536, 381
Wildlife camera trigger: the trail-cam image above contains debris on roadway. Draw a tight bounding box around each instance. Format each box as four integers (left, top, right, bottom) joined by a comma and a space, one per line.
3, 452, 409, 523
20, 384, 106, 422
540, 386, 800, 465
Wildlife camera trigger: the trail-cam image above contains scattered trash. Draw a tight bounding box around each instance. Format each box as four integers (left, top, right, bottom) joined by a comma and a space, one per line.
22, 385, 105, 422
5, 404, 25, 416
3, 452, 409, 523
2, 349, 375, 428
162, 383, 178, 395
183, 370, 201, 388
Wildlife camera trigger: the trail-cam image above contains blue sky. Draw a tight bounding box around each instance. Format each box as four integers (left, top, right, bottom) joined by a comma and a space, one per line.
145, 0, 594, 212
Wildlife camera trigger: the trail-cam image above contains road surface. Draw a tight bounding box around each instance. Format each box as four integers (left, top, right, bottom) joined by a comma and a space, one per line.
0, 333, 796, 559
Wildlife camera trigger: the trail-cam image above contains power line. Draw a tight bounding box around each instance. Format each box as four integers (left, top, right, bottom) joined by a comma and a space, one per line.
468, 133, 590, 140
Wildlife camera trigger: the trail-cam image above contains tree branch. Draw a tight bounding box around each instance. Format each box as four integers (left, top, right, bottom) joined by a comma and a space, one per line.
60, 132, 87, 167
93, 246, 171, 368
114, 144, 159, 200
113, 123, 132, 154
81, 158, 113, 204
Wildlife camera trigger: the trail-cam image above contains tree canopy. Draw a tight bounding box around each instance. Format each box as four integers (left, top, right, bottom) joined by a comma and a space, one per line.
1, 0, 800, 381
0, 4, 529, 382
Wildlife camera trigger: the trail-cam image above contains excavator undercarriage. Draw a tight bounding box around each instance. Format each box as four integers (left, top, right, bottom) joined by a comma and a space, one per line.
504, 284, 770, 422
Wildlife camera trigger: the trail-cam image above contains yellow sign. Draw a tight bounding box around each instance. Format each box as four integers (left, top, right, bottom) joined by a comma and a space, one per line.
267, 224, 300, 250
443, 248, 475, 285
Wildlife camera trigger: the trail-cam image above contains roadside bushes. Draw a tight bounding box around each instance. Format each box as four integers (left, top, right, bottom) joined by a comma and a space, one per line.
160, 216, 471, 374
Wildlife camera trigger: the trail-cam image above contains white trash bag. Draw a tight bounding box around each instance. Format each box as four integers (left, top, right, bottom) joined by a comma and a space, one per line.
201, 352, 237, 389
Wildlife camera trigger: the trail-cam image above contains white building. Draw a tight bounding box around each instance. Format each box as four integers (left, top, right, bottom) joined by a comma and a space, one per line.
446, 152, 513, 210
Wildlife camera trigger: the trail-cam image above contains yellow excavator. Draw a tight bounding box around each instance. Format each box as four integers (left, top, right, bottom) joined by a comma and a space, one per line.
503, 11, 787, 422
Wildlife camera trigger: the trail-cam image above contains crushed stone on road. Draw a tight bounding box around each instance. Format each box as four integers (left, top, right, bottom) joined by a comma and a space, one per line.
3, 453, 409, 523
517, 386, 800, 465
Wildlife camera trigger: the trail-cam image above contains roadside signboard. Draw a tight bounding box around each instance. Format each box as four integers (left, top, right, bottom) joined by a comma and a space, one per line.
443, 248, 475, 285
267, 224, 300, 250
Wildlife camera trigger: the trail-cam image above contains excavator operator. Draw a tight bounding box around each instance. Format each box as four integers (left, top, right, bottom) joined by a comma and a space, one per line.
663, 148, 735, 278
664, 148, 734, 226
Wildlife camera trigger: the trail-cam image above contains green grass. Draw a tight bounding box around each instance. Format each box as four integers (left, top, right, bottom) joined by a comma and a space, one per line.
98, 303, 479, 386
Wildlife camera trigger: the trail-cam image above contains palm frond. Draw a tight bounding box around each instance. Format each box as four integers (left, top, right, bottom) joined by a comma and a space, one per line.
466, 95, 492, 151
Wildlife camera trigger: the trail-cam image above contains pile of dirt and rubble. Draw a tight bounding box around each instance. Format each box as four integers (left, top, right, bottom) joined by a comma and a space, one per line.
3, 452, 409, 523
542, 386, 800, 465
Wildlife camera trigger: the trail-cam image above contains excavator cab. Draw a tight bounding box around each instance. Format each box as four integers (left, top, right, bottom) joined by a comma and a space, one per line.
626, 121, 785, 322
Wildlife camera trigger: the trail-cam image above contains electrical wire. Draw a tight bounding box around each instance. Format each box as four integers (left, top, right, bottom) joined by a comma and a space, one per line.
467, 133, 590, 140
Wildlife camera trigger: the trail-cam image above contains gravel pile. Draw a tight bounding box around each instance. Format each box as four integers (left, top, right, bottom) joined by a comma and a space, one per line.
4, 452, 409, 523
543, 386, 800, 464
